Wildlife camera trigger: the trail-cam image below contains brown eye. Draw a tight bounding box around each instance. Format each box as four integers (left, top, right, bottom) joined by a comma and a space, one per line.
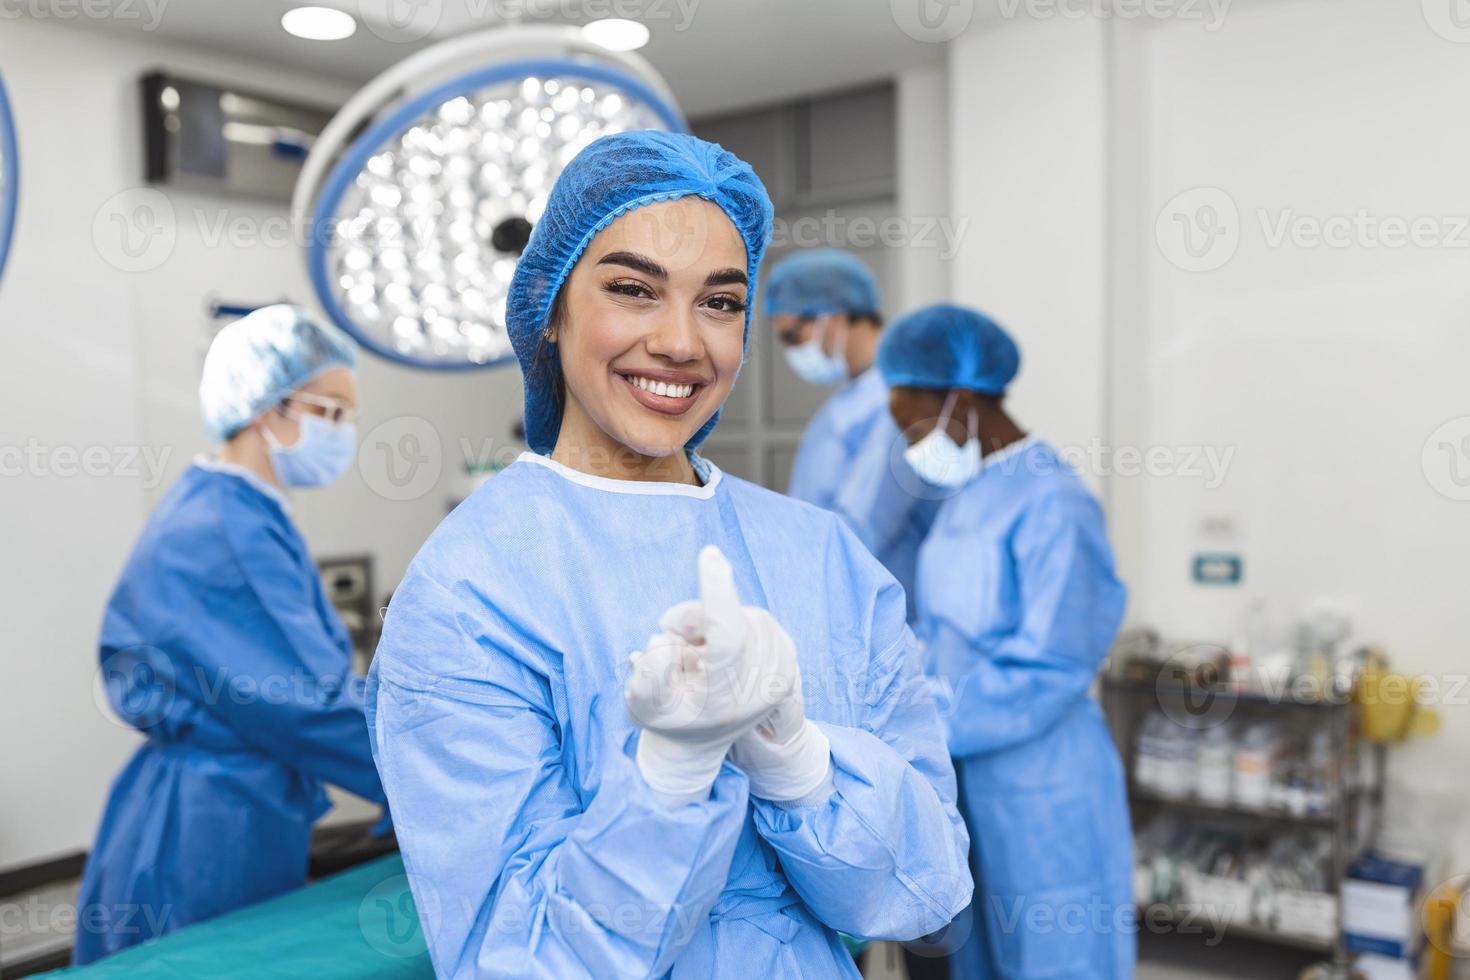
705, 294, 747, 314
605, 280, 655, 300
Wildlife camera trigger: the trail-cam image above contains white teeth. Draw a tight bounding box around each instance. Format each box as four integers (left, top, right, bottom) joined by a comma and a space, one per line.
626, 375, 694, 398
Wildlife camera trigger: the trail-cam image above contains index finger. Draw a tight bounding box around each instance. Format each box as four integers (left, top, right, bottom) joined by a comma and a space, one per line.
697, 545, 745, 650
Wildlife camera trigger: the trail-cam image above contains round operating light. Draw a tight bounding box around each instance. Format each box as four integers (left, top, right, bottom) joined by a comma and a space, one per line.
297, 28, 685, 370
0, 73, 16, 287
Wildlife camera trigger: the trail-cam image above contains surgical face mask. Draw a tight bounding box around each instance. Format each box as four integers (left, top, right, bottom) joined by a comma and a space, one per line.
783, 316, 847, 386
904, 391, 980, 488
264, 412, 357, 488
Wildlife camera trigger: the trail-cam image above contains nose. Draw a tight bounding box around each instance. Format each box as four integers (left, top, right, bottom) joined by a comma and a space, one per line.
645, 304, 703, 363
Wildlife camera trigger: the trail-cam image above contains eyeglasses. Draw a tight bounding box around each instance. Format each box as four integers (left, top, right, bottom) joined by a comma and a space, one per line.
777, 316, 818, 347
280, 391, 357, 425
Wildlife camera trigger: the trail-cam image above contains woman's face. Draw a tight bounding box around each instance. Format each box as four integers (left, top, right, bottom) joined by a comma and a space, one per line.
551, 197, 749, 462
259, 366, 358, 447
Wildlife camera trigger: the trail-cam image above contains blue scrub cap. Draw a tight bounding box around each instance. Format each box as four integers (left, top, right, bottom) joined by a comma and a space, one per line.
200, 304, 358, 441
877, 303, 1021, 396
763, 248, 880, 320
506, 130, 774, 455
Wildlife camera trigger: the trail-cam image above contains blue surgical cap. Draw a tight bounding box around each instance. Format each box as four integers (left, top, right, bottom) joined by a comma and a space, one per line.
877, 303, 1021, 395
507, 130, 774, 455
763, 248, 880, 320
200, 304, 358, 441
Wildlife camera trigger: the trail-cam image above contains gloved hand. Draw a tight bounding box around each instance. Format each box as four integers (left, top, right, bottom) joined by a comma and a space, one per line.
657, 548, 832, 805
626, 546, 796, 807
727, 665, 833, 804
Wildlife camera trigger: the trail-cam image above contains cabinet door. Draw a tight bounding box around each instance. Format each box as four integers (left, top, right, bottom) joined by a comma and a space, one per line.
801, 85, 896, 206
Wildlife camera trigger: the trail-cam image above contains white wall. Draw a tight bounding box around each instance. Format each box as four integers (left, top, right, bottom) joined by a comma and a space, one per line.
946, 14, 1112, 492
1120, 0, 1470, 860
895, 62, 951, 313
0, 18, 523, 872
947, 0, 1470, 865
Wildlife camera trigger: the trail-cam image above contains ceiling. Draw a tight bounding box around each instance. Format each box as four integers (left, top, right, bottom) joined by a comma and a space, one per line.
36, 0, 951, 118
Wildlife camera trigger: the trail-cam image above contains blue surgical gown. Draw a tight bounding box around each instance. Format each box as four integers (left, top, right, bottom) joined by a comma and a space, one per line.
914, 439, 1134, 980
73, 460, 385, 965
367, 452, 972, 979
788, 368, 935, 617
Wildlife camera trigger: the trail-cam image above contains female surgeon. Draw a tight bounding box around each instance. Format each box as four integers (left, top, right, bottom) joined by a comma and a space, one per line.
74, 305, 386, 964
367, 131, 972, 979
878, 304, 1134, 980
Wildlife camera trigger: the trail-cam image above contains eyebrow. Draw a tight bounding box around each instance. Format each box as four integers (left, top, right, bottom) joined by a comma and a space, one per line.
703, 268, 748, 289
597, 251, 667, 280
596, 251, 749, 290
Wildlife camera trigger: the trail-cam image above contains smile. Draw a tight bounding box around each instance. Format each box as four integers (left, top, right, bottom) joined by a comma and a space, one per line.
625, 374, 696, 399
616, 371, 707, 417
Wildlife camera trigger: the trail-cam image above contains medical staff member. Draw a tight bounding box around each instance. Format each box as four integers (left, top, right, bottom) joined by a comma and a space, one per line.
74, 305, 386, 964
766, 249, 934, 614
879, 304, 1133, 980
368, 132, 971, 979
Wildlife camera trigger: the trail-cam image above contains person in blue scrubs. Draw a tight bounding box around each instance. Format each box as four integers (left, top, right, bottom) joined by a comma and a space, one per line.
765, 249, 934, 615
367, 132, 972, 979
73, 305, 386, 964
878, 304, 1135, 980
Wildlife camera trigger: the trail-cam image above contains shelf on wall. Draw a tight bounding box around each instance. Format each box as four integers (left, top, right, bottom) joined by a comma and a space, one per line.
1138, 904, 1337, 954
1103, 674, 1354, 711
1130, 785, 1342, 829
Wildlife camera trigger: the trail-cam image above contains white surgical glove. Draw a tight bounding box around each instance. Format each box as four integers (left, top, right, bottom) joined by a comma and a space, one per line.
626, 546, 796, 807
728, 668, 833, 804
658, 548, 832, 804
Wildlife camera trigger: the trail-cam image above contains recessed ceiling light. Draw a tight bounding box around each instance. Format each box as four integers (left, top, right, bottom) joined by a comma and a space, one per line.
581, 19, 650, 52
281, 6, 357, 41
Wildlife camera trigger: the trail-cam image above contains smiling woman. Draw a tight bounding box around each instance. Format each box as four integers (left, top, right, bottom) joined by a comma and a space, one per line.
365, 131, 973, 979
550, 198, 750, 480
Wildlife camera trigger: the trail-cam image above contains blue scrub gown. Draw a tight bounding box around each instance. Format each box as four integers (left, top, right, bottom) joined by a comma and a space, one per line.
914, 438, 1134, 980
73, 460, 385, 965
788, 367, 936, 617
367, 452, 973, 979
